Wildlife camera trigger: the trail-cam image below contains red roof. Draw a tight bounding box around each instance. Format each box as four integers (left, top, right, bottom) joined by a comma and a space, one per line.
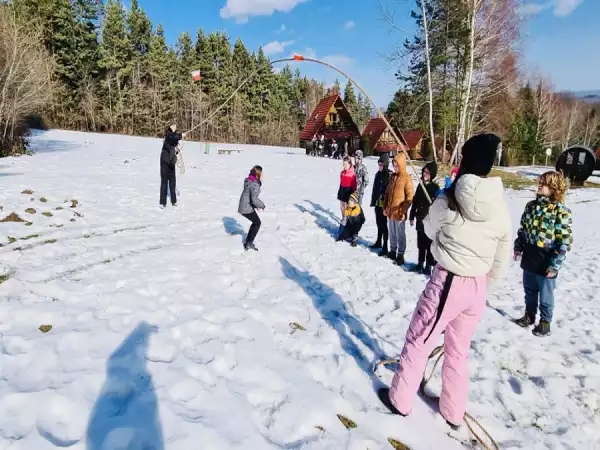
402, 130, 425, 150
362, 118, 387, 150
300, 95, 360, 141
362, 118, 407, 152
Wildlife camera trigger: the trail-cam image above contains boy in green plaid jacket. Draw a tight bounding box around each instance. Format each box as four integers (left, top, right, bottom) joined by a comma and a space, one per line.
514, 171, 573, 337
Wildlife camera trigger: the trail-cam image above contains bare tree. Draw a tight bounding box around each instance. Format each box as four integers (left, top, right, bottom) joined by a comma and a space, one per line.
0, 6, 55, 156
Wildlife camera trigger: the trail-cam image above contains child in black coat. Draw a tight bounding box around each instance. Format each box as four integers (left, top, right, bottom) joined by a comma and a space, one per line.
409, 161, 440, 275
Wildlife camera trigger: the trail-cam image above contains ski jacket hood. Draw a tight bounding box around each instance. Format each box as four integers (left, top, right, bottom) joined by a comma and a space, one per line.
424, 174, 512, 280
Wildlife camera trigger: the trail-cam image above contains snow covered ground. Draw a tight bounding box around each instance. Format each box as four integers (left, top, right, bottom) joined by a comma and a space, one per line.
501, 165, 600, 185
0, 129, 599, 450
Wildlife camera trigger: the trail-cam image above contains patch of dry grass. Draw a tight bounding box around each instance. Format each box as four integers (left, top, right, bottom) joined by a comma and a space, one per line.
25, 208, 36, 214
0, 213, 25, 223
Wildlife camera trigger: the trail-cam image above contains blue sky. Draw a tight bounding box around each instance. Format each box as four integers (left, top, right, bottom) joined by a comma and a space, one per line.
133, 0, 599, 107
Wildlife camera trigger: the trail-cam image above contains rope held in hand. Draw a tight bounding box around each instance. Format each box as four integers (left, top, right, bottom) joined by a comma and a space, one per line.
376, 347, 498, 450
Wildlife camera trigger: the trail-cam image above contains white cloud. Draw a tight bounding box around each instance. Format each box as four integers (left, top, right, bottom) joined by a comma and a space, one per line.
518, 0, 584, 17
221, 0, 309, 23
263, 40, 296, 56
276, 24, 287, 34
288, 48, 354, 67
553, 0, 584, 16
322, 55, 355, 67
518, 2, 551, 15
290, 48, 317, 59
344, 20, 356, 30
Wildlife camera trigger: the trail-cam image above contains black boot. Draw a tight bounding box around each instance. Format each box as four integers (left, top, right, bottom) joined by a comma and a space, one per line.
532, 320, 551, 337
379, 244, 389, 257
244, 241, 258, 252
377, 388, 406, 416
370, 231, 383, 249
409, 263, 424, 273
396, 254, 405, 267
515, 312, 535, 328
423, 265, 433, 276
385, 250, 396, 261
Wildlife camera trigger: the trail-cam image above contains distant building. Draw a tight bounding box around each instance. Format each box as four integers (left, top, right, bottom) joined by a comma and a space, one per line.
362, 118, 407, 157
300, 94, 361, 154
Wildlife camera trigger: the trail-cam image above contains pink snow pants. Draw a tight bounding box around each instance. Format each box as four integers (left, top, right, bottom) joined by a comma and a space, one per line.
389, 265, 487, 425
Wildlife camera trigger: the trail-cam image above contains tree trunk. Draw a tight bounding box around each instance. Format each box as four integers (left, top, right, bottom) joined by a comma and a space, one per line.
452, 0, 478, 164
420, 0, 437, 163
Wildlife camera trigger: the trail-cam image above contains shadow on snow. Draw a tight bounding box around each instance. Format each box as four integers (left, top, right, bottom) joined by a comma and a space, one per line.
222, 216, 247, 241
280, 256, 387, 389
86, 321, 164, 450
294, 200, 372, 248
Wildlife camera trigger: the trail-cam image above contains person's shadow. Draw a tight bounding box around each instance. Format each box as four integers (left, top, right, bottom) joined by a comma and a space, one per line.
295, 201, 371, 248
86, 322, 164, 450
280, 257, 388, 388
222, 216, 246, 240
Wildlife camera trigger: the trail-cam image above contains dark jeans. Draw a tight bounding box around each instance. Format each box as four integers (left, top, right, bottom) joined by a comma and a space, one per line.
242, 211, 261, 244
416, 219, 435, 267
375, 206, 388, 248
523, 271, 556, 323
160, 164, 177, 206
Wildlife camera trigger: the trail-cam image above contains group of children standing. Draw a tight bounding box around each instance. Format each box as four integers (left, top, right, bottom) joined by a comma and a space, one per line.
374, 133, 574, 433
234, 133, 573, 433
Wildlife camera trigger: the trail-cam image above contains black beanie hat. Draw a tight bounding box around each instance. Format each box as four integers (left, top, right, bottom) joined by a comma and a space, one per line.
460, 133, 501, 177
423, 161, 438, 180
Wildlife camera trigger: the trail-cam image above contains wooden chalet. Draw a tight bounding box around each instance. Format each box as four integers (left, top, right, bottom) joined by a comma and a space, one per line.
362, 118, 407, 156
299, 94, 361, 152
402, 130, 426, 160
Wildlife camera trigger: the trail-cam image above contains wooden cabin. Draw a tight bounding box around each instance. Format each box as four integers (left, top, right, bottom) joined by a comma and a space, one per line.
300, 94, 361, 154
362, 118, 408, 157
401, 130, 426, 160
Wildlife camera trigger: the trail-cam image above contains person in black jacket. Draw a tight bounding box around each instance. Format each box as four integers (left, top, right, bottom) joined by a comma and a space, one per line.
160, 125, 185, 208
409, 161, 440, 275
370, 157, 390, 256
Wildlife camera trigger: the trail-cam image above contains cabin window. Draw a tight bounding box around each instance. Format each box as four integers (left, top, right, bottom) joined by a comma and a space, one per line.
329, 113, 338, 123
578, 152, 586, 165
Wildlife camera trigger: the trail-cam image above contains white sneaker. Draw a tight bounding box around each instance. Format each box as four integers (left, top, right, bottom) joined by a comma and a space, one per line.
172, 203, 178, 207
159, 205, 166, 209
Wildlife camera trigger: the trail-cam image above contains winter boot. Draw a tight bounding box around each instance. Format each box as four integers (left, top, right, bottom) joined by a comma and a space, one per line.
409, 263, 424, 273
351, 237, 358, 248
422, 265, 433, 276
532, 320, 551, 337
515, 312, 535, 328
379, 245, 389, 257
395, 254, 405, 267
377, 388, 406, 417
370, 234, 382, 250
385, 250, 396, 261
244, 241, 258, 252
336, 225, 345, 242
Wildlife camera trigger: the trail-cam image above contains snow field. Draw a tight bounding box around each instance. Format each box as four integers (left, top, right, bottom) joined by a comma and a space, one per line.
0, 129, 599, 449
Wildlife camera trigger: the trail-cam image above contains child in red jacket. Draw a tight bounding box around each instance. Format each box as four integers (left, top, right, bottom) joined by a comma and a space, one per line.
337, 156, 357, 239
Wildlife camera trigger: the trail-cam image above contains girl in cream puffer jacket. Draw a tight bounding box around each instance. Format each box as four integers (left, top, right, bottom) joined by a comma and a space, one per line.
378, 133, 512, 430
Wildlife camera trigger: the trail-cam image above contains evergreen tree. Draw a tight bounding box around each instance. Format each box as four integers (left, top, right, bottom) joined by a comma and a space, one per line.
99, 0, 131, 130
127, 0, 151, 57
344, 80, 358, 113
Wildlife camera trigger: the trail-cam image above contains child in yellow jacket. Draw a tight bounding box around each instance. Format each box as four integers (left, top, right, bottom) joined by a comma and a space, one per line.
337, 192, 366, 247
